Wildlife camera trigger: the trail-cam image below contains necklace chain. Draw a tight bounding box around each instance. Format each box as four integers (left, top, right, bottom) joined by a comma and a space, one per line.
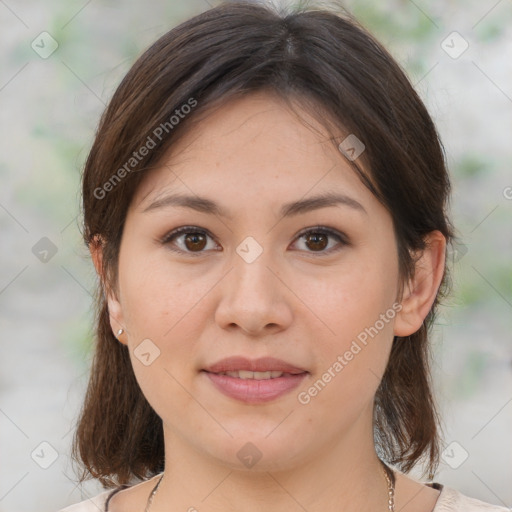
144, 473, 163, 512
145, 463, 395, 512
382, 462, 396, 511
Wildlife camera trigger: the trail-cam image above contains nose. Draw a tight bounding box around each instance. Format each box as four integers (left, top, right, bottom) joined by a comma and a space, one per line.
214, 247, 293, 337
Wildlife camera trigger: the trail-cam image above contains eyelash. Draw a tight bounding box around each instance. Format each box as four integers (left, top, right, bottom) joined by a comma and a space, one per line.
160, 225, 349, 257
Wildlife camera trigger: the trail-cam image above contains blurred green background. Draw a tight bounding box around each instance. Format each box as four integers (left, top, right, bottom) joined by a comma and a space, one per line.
1, 0, 511, 510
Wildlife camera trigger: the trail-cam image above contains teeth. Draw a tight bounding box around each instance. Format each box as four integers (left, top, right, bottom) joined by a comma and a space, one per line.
219, 370, 285, 379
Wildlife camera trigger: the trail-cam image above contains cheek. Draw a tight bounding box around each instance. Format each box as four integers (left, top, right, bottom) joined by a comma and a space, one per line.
297, 257, 396, 399
119, 247, 213, 340
301, 258, 397, 344
118, 253, 214, 418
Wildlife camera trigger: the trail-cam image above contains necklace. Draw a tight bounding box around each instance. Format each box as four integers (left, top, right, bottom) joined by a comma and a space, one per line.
145, 463, 395, 511
382, 462, 396, 511
144, 473, 164, 512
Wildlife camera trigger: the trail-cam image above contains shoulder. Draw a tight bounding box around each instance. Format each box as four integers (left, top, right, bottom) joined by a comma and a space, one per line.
433, 486, 509, 511
57, 475, 161, 511
57, 489, 117, 512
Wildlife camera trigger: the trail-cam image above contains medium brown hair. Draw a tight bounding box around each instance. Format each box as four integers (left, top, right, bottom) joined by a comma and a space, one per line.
74, 1, 454, 487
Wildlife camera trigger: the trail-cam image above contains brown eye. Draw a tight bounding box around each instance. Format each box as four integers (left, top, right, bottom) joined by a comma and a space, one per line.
304, 232, 328, 251
183, 232, 207, 251
161, 226, 219, 256
292, 227, 347, 255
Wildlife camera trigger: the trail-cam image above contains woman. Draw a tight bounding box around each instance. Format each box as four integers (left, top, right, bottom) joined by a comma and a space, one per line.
60, 2, 507, 511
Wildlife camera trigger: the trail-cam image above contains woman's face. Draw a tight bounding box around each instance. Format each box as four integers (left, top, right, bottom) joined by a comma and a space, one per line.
108, 92, 406, 471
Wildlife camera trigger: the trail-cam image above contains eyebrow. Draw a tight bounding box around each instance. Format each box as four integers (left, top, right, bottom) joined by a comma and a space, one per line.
142, 191, 367, 218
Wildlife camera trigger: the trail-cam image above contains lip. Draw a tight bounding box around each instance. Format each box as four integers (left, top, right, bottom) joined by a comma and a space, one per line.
201, 356, 309, 404
203, 356, 308, 374
202, 371, 308, 404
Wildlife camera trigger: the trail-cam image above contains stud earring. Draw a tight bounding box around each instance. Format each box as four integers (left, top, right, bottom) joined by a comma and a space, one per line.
116, 329, 124, 339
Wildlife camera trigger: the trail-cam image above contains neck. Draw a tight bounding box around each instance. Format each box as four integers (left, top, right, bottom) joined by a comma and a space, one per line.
152, 413, 391, 512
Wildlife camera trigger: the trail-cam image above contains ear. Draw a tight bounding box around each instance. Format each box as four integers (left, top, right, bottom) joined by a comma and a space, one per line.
393, 230, 446, 337
89, 235, 128, 346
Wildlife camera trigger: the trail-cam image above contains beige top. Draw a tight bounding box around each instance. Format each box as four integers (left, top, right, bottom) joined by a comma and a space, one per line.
59, 482, 509, 512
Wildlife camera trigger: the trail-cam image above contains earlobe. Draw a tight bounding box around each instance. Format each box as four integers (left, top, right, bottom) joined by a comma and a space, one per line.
393, 231, 446, 337
88, 235, 128, 345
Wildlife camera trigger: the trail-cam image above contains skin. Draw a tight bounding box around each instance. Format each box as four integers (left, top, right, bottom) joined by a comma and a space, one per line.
91, 91, 445, 512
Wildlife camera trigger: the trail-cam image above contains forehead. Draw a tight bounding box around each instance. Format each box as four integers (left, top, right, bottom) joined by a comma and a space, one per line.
132, 92, 374, 214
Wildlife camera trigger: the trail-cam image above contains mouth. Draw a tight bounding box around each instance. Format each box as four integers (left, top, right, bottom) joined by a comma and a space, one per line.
202, 355, 308, 375
200, 356, 309, 404
203, 369, 305, 380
